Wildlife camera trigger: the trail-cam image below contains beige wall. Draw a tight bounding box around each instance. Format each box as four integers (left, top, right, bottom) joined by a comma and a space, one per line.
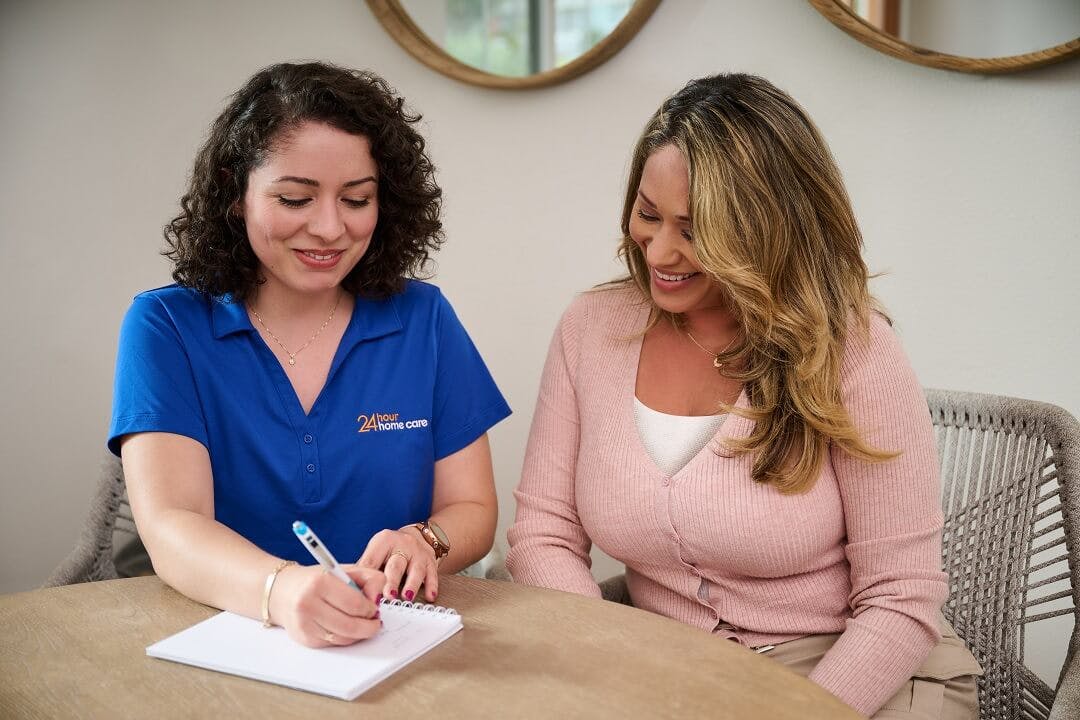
2, 0, 1078, 681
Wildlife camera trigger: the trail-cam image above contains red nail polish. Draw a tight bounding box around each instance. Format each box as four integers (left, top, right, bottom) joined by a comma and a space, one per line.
405, 589, 414, 601
431, 590, 438, 600
376, 594, 383, 604
389, 589, 398, 598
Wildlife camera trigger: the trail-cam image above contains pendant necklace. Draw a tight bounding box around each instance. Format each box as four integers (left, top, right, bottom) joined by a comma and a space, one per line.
250, 295, 341, 367
681, 323, 739, 369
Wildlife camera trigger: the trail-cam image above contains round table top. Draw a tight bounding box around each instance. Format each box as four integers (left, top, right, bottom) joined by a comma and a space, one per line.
0, 575, 861, 719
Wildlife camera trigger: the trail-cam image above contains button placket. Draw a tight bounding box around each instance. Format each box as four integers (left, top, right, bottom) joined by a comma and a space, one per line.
300, 428, 320, 503
664, 473, 720, 627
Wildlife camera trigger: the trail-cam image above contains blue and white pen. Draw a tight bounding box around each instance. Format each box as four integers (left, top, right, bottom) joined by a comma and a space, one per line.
292, 520, 361, 591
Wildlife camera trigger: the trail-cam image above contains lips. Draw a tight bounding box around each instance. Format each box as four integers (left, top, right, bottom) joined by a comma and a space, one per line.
299, 250, 342, 261
654, 269, 698, 282
293, 248, 345, 269
649, 266, 701, 295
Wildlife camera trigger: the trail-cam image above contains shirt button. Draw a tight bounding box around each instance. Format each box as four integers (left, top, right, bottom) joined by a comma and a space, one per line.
306, 464, 316, 473
303, 434, 313, 444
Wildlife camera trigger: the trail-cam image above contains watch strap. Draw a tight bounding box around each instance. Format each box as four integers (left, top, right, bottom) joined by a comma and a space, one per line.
410, 521, 449, 560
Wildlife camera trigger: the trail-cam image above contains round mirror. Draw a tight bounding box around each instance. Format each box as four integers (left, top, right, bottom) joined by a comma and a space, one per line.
809, 0, 1080, 74
366, 0, 662, 89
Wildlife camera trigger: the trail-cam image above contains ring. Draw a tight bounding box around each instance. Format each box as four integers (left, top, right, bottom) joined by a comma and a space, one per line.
324, 631, 336, 643
389, 549, 411, 563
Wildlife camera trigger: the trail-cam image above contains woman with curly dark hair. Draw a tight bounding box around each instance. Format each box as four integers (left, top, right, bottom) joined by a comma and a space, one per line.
109, 62, 510, 648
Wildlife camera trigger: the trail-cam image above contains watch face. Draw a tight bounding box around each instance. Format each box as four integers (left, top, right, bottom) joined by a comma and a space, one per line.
429, 522, 449, 548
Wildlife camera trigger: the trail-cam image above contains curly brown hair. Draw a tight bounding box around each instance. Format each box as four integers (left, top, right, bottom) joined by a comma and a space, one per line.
164, 61, 443, 301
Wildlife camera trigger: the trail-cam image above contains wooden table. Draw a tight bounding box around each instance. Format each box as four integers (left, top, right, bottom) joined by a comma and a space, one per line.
1, 576, 861, 719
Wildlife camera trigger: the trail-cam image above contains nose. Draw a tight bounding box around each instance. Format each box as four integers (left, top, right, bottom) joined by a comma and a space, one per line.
306, 199, 345, 243
641, 224, 684, 267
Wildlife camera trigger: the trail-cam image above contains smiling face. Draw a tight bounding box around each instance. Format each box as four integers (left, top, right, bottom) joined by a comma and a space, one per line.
629, 144, 726, 316
239, 121, 379, 301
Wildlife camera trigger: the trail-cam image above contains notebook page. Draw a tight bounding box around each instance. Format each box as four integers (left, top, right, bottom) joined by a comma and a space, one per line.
146, 602, 462, 700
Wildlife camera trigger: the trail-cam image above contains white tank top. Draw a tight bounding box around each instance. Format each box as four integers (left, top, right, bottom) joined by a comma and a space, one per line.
633, 397, 727, 476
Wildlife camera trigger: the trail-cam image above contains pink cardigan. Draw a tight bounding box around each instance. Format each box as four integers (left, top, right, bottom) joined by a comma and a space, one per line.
506, 285, 948, 716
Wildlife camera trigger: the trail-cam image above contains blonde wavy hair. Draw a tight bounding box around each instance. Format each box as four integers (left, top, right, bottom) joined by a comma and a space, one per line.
618, 73, 896, 493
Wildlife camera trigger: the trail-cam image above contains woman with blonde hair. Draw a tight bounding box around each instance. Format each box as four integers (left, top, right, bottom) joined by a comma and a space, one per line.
507, 73, 981, 717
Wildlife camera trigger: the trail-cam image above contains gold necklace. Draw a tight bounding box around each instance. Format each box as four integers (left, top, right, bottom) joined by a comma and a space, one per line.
681, 323, 739, 369
250, 295, 341, 367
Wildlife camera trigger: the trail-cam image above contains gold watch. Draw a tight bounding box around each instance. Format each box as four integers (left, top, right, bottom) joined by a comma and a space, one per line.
410, 521, 450, 561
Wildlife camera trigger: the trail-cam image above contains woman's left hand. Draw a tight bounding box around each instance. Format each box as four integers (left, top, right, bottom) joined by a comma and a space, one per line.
357, 527, 439, 603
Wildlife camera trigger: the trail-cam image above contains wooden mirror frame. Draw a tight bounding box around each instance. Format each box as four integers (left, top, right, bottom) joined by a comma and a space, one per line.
808, 0, 1080, 74
366, 0, 662, 89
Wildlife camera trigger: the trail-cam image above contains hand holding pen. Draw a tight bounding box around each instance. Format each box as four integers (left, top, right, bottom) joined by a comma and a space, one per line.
264, 521, 386, 648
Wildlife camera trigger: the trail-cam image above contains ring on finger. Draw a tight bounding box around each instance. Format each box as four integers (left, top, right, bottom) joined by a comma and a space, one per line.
389, 548, 411, 563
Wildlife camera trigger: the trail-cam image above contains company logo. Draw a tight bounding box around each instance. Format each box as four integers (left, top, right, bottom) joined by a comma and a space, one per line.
357, 410, 430, 433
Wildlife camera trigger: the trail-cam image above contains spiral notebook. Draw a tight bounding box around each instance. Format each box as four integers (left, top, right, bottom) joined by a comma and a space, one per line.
146, 598, 462, 700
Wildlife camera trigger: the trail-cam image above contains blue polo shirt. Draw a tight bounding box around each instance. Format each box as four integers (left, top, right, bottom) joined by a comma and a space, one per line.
108, 281, 511, 564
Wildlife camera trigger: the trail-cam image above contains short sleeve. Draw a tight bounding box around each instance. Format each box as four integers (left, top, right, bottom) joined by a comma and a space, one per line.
430, 292, 511, 460
107, 295, 209, 456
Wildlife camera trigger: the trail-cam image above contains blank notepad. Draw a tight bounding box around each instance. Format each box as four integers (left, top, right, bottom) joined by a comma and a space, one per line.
146, 599, 462, 700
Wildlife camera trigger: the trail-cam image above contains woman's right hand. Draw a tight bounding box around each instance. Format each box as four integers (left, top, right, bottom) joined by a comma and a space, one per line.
267, 563, 385, 647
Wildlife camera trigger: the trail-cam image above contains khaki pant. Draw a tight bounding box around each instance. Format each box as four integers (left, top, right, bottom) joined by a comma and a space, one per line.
762, 620, 982, 719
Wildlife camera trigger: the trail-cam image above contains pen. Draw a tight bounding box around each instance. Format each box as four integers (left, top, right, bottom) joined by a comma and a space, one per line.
292, 521, 361, 591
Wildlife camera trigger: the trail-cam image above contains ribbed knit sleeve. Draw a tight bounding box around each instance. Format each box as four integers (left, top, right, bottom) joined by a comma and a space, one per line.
506, 297, 602, 597
807, 314, 949, 715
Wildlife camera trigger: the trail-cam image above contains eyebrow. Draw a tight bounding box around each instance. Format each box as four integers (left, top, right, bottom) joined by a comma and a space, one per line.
638, 190, 690, 223
273, 175, 377, 188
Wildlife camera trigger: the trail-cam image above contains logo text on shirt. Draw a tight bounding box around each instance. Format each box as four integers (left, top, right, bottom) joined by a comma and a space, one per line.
357, 411, 430, 433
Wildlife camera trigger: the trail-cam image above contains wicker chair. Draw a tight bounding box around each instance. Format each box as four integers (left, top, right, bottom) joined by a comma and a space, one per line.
929, 389, 1080, 720
597, 389, 1080, 720
45, 454, 144, 586
45, 453, 510, 586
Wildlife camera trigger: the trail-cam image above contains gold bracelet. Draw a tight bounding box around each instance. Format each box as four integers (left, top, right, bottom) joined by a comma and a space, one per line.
261, 559, 296, 628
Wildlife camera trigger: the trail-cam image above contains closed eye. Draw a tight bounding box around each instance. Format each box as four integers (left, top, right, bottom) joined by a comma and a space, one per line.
277, 196, 371, 209
277, 195, 310, 208
637, 208, 692, 242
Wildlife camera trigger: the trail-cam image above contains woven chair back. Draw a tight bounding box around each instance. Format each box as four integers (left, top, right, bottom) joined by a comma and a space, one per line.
927, 389, 1080, 720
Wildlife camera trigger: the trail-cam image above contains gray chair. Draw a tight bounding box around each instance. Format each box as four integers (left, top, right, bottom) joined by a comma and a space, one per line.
929, 389, 1079, 720
598, 389, 1080, 720
46, 454, 147, 586
45, 453, 510, 586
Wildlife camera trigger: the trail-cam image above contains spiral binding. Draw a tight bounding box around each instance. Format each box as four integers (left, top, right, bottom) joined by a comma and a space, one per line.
380, 598, 459, 616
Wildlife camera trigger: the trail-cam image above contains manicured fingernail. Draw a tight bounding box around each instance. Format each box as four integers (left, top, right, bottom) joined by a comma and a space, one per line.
431, 590, 437, 600
389, 589, 398, 598
376, 594, 383, 604
405, 589, 414, 601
